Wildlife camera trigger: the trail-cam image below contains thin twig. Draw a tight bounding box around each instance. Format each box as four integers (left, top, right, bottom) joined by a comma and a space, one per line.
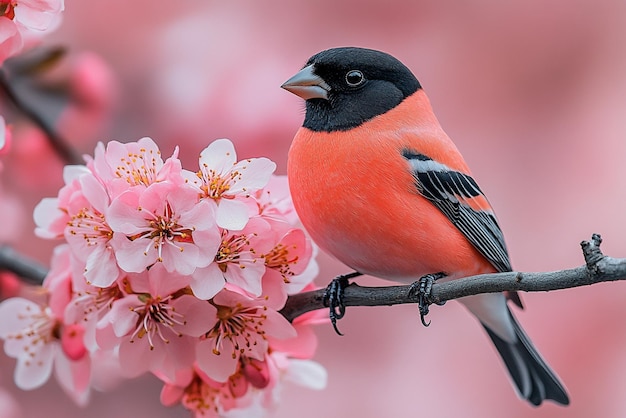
280, 234, 621, 322
0, 68, 83, 165
1, 235, 623, 322
0, 246, 48, 285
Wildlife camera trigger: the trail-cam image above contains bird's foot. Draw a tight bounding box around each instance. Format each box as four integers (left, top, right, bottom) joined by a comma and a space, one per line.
408, 272, 447, 327
322, 271, 362, 336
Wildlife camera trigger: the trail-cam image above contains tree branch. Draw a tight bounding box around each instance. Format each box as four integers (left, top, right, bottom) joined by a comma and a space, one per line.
0, 246, 48, 286
2, 235, 624, 324
280, 234, 623, 322
0, 58, 83, 166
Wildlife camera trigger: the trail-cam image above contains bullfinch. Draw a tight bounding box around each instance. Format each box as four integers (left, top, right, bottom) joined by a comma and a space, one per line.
281, 46, 569, 406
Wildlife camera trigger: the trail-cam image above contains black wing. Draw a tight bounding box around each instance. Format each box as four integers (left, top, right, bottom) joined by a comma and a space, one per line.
402, 149, 511, 273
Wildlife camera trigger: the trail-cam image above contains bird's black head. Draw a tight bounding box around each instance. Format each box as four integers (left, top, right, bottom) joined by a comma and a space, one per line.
281, 47, 421, 132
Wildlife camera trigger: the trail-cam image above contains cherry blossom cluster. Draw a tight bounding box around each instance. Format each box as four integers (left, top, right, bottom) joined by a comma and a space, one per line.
0, 137, 325, 416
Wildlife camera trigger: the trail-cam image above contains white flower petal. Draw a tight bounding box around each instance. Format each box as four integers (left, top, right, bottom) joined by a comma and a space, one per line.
227, 157, 276, 194
284, 359, 327, 390
33, 197, 64, 238
190, 263, 225, 300
199, 138, 237, 174
14, 342, 57, 390
216, 199, 249, 230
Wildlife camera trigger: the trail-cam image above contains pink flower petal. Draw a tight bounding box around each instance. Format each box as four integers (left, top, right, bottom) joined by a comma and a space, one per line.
0, 19, 22, 64
160, 383, 185, 407
191, 263, 226, 300
54, 351, 91, 406
84, 244, 120, 288
105, 296, 139, 337
171, 295, 217, 337
33, 197, 66, 238
227, 157, 276, 194
195, 338, 238, 382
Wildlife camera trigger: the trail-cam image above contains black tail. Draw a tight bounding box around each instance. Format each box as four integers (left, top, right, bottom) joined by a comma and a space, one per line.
482, 308, 570, 406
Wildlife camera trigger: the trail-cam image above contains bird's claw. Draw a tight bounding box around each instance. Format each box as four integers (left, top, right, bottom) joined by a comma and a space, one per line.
322, 271, 362, 336
408, 273, 446, 327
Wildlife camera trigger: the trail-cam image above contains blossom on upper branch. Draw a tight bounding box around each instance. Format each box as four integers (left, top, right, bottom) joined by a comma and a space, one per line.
183, 138, 276, 230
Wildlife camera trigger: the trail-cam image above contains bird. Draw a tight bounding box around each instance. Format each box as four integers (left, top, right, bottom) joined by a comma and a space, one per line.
281, 46, 569, 406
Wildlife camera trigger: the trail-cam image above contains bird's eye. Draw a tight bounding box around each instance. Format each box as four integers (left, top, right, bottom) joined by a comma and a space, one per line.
345, 70, 365, 87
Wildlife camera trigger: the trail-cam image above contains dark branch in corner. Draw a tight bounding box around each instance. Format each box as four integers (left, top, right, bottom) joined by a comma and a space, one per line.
0, 246, 48, 286
280, 234, 625, 322
1, 235, 624, 323
0, 66, 83, 165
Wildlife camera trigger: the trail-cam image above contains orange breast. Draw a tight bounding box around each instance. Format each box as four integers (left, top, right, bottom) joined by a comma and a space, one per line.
287, 92, 495, 282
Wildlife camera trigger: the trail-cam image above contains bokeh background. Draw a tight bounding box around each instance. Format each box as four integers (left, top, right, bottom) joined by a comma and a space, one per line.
2, 0, 626, 416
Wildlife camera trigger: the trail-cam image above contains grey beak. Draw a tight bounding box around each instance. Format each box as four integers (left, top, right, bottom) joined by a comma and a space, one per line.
281, 64, 330, 100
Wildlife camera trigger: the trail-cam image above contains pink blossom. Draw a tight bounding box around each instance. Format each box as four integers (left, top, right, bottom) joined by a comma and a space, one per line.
159, 367, 252, 418
251, 353, 326, 411
190, 218, 270, 299
261, 221, 315, 295
195, 289, 296, 382
9, 0, 64, 32
0, 298, 58, 390
91, 137, 183, 199
0, 189, 24, 243
0, 271, 21, 299
254, 175, 298, 224
96, 264, 217, 380
108, 181, 220, 275
62, 251, 123, 352
34, 165, 121, 287
0, 0, 64, 63
161, 354, 326, 417
267, 306, 327, 360
42, 244, 73, 318
184, 138, 276, 230
0, 16, 22, 64
0, 297, 90, 403
33, 165, 89, 240
65, 174, 119, 287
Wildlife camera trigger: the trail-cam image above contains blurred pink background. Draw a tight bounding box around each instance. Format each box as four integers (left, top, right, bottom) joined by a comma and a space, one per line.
2, 0, 626, 416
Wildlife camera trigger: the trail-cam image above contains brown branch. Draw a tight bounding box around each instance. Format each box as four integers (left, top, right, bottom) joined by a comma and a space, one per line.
0, 246, 48, 286
0, 63, 83, 165
2, 235, 624, 322
280, 234, 623, 322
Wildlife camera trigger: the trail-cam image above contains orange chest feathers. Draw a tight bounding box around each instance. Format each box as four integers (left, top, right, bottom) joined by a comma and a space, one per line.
286, 93, 492, 279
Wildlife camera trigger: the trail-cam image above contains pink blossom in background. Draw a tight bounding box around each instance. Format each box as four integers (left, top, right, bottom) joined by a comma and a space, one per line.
0, 387, 21, 418
0, 297, 90, 404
